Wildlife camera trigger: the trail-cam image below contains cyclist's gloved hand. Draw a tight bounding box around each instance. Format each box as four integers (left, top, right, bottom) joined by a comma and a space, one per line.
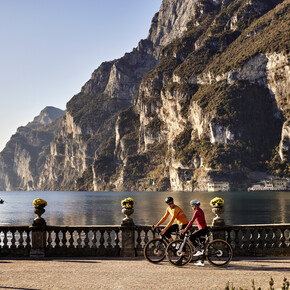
160, 229, 166, 235
180, 229, 186, 235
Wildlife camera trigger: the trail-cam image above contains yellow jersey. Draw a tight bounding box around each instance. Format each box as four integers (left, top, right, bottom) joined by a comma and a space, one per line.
156, 205, 188, 231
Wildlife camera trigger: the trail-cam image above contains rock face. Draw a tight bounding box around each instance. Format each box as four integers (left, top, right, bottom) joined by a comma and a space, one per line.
36, 0, 201, 191
93, 0, 289, 192
1, 0, 289, 192
0, 107, 65, 190
0, 0, 201, 191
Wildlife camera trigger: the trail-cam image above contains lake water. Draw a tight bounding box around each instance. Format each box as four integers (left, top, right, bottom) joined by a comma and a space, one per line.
0, 191, 289, 226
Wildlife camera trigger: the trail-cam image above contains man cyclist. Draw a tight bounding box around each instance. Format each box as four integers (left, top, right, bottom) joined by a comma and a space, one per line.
153, 197, 188, 241
180, 199, 208, 267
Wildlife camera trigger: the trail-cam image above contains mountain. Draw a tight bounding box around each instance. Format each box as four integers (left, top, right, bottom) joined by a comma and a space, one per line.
26, 0, 200, 191
88, 0, 289, 192
0, 107, 65, 190
0, 0, 289, 192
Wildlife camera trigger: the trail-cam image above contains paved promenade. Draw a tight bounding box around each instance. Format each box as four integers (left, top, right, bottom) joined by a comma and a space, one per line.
0, 256, 289, 290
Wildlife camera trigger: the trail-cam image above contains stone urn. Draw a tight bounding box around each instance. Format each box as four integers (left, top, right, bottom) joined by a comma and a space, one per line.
212, 206, 225, 227
121, 207, 134, 226
33, 204, 47, 227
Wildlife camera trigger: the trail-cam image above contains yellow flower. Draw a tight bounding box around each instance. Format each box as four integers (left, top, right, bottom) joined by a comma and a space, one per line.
210, 197, 224, 207
121, 197, 135, 209
33, 198, 47, 207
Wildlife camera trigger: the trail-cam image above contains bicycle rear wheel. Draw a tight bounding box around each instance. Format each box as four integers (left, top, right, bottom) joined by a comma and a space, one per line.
144, 238, 167, 263
206, 239, 233, 267
166, 239, 192, 267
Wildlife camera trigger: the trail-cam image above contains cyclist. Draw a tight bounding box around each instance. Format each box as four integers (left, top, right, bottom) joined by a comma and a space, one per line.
153, 197, 188, 241
180, 199, 208, 267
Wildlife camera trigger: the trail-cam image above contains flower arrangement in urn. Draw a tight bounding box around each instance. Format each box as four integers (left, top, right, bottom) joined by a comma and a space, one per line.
210, 197, 225, 226
121, 197, 135, 225
32, 198, 47, 226
121, 197, 135, 209
33, 198, 47, 208
210, 197, 224, 208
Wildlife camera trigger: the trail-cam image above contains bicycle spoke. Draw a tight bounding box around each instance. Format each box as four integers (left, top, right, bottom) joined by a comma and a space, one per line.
144, 238, 167, 263
206, 239, 233, 267
166, 239, 192, 267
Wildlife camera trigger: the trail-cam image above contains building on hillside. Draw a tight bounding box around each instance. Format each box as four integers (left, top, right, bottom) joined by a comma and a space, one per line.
248, 177, 289, 191
271, 177, 288, 190
207, 181, 230, 192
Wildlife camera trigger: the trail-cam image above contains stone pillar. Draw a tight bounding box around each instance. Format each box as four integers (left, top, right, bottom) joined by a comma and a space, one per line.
120, 207, 136, 257
30, 226, 47, 258
120, 225, 136, 257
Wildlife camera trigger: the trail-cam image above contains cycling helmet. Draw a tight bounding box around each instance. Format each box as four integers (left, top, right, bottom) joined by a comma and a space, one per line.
190, 199, 200, 207
165, 196, 174, 204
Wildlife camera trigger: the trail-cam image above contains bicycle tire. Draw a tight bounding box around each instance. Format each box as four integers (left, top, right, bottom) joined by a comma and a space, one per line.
144, 238, 168, 263
205, 239, 233, 267
166, 239, 192, 267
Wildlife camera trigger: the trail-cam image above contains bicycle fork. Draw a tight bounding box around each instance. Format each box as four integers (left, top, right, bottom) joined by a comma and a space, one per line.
176, 236, 188, 256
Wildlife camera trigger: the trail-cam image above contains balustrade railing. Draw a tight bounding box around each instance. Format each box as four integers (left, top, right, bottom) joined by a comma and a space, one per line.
223, 224, 290, 256
45, 226, 121, 257
0, 226, 31, 257
0, 224, 289, 257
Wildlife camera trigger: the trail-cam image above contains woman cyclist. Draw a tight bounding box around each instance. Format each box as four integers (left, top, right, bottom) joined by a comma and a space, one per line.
180, 199, 208, 266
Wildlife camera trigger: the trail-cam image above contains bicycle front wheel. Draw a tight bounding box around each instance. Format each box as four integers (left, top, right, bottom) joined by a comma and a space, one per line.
144, 238, 167, 263
206, 239, 233, 267
166, 239, 192, 267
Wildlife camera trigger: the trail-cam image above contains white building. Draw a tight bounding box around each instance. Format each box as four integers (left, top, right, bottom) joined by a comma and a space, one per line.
207, 181, 230, 192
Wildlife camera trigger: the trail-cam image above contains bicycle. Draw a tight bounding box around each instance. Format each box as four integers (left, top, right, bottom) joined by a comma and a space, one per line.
166, 230, 233, 267
144, 226, 180, 264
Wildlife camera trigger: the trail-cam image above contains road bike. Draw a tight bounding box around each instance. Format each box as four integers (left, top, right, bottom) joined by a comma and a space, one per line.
166, 230, 233, 267
144, 227, 180, 264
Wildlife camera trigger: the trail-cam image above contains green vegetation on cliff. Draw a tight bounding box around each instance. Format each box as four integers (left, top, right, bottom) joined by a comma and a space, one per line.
79, 0, 289, 191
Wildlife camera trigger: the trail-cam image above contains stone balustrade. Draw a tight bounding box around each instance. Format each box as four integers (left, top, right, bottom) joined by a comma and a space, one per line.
0, 226, 31, 257
0, 201, 289, 257
223, 224, 290, 256
0, 223, 289, 257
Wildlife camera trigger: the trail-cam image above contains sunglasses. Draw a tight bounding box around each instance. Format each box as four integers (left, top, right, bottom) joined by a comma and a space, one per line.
167, 202, 174, 205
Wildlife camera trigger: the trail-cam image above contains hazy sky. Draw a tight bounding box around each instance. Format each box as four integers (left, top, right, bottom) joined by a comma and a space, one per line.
0, 0, 162, 151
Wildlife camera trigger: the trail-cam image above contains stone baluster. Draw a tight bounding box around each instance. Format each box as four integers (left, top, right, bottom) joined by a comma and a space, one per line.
61, 230, 68, 248
11, 231, 16, 249
91, 230, 97, 248
68, 230, 74, 248
114, 229, 120, 249
106, 229, 112, 248
18, 230, 24, 249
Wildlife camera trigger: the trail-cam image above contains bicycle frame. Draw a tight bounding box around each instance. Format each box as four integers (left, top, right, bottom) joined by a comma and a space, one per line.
177, 232, 208, 255
166, 230, 233, 267
153, 226, 180, 242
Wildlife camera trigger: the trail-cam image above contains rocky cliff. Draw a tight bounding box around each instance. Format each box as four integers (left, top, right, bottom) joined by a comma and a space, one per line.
90, 0, 289, 191
0, 107, 65, 190
0, 0, 202, 191
1, 0, 289, 192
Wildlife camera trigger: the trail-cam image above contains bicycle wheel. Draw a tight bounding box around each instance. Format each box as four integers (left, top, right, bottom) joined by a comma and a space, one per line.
166, 239, 192, 267
206, 239, 233, 267
144, 238, 167, 263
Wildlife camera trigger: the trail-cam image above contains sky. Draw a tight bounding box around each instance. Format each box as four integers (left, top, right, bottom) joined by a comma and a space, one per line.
0, 0, 162, 151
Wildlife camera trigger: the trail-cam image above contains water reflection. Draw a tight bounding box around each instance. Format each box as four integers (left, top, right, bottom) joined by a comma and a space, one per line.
0, 191, 289, 226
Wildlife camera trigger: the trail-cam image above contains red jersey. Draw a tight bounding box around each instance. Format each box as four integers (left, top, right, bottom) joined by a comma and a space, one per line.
185, 207, 207, 230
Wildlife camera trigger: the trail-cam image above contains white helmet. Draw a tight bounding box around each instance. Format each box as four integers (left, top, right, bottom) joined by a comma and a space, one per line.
190, 200, 200, 207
